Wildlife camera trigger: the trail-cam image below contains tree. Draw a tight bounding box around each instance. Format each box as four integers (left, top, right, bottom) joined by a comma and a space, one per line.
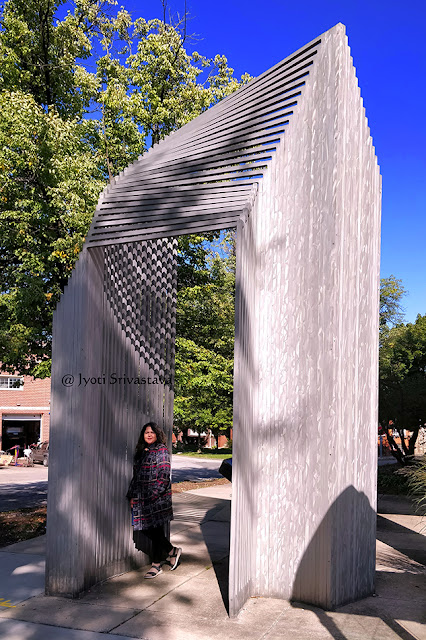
173, 232, 235, 445
0, 0, 250, 375
379, 314, 426, 463
0, 0, 111, 372
176, 233, 235, 358
174, 337, 233, 446
0, 91, 104, 373
380, 275, 407, 344
0, 0, 103, 117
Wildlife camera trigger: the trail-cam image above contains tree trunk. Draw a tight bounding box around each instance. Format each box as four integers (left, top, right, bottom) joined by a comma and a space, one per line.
398, 429, 410, 456
408, 428, 420, 456
385, 429, 406, 465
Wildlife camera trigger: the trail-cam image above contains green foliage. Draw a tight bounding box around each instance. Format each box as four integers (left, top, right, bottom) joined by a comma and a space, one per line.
379, 314, 426, 462
176, 233, 221, 290
173, 232, 235, 438
0, 90, 104, 371
379, 314, 426, 427
0, 0, 100, 117
174, 336, 233, 439
380, 275, 407, 344
377, 465, 410, 495
0, 0, 250, 374
173, 449, 232, 459
401, 458, 426, 513
176, 233, 235, 359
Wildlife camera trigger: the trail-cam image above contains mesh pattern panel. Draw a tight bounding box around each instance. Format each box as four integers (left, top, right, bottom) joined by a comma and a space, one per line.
103, 238, 177, 388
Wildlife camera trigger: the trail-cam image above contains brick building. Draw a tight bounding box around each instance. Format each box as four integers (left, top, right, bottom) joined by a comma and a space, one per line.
0, 372, 50, 451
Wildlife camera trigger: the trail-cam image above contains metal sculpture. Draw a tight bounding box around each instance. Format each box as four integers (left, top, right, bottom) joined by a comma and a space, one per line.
46, 23, 381, 617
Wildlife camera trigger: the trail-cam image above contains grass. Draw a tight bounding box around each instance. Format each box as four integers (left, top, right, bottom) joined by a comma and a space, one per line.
173, 448, 232, 460
0, 505, 47, 548
0, 477, 230, 549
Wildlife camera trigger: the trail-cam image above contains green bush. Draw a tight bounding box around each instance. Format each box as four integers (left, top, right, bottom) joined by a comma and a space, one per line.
377, 465, 410, 495
400, 457, 426, 513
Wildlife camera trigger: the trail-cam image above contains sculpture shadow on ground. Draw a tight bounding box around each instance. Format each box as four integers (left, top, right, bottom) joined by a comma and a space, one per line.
199, 499, 232, 615
290, 486, 425, 640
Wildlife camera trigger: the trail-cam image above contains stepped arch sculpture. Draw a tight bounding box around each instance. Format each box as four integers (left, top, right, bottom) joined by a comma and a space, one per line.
46, 23, 381, 616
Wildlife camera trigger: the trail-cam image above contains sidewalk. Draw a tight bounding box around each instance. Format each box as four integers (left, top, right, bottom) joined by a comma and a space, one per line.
0, 485, 425, 640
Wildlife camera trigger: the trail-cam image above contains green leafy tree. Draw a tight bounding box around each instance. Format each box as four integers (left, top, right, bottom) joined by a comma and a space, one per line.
379, 314, 426, 463
95, 11, 251, 173
0, 0, 250, 375
380, 275, 407, 344
0, 0, 110, 372
0, 91, 104, 373
174, 232, 235, 445
0, 0, 102, 117
174, 337, 233, 446
176, 233, 235, 359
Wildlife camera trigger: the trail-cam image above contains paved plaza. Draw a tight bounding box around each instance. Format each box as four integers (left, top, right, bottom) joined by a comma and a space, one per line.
0, 484, 425, 639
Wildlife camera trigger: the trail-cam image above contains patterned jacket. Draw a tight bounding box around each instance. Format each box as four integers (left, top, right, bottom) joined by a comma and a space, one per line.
126, 443, 173, 530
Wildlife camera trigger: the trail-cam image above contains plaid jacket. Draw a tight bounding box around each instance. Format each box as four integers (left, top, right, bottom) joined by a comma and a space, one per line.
126, 443, 173, 530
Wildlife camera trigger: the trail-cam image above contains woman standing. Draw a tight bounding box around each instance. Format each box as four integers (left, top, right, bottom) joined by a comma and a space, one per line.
127, 422, 182, 578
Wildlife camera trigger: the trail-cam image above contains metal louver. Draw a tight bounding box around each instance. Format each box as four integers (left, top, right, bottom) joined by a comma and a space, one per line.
86, 39, 321, 247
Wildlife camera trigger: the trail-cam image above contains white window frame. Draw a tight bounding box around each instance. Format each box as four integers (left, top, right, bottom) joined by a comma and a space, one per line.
0, 376, 24, 390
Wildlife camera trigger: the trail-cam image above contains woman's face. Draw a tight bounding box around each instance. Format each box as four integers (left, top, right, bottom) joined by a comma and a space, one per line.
144, 426, 157, 445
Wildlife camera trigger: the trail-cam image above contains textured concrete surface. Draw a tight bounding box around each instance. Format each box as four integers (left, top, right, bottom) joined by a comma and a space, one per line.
0, 487, 425, 640
0, 553, 45, 605
0, 620, 138, 640
0, 465, 48, 511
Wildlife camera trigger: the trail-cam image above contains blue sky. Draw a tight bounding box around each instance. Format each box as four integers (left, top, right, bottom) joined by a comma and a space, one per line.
123, 0, 426, 323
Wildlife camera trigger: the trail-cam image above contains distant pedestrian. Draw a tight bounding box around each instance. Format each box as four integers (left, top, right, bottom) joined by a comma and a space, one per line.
126, 422, 182, 578
23, 447, 33, 466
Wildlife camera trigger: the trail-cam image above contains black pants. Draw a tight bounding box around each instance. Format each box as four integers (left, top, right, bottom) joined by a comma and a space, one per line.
134, 526, 173, 564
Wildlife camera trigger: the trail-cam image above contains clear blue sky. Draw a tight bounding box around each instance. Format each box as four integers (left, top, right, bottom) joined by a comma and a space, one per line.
125, 0, 426, 323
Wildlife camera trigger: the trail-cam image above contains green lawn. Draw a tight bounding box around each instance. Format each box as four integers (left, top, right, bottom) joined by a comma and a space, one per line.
173, 449, 232, 460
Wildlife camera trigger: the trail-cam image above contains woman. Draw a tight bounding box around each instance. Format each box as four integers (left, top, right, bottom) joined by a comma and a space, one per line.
126, 422, 182, 578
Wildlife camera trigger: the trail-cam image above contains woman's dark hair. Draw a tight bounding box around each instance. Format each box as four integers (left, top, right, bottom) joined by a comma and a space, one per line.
134, 422, 166, 459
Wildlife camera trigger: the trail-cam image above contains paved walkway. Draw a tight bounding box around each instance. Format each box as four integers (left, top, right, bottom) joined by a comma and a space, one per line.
0, 456, 225, 511
0, 486, 425, 640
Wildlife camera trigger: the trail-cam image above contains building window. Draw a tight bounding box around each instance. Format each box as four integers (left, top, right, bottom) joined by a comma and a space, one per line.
0, 376, 24, 390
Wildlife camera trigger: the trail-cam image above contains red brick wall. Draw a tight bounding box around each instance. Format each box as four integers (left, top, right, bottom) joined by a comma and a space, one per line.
0, 373, 51, 448
0, 375, 50, 407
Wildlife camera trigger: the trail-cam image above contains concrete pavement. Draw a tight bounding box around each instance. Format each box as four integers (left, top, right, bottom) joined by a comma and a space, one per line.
0, 485, 425, 640
0, 466, 48, 511
171, 454, 224, 482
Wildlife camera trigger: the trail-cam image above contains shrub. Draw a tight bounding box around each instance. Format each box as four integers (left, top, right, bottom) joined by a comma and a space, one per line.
377, 465, 410, 495
400, 457, 426, 513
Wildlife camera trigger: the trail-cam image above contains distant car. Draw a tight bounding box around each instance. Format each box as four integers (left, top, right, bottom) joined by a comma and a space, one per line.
31, 442, 49, 467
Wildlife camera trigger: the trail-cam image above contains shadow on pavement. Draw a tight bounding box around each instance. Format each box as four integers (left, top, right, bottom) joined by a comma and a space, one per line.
199, 499, 231, 615
290, 487, 425, 640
